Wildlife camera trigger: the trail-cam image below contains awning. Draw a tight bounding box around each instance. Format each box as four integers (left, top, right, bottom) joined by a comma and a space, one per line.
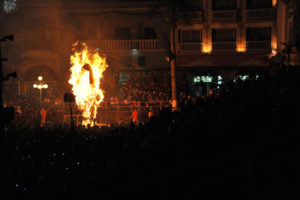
177, 53, 269, 67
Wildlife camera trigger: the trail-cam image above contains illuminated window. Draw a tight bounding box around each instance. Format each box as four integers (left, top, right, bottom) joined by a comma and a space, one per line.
194, 76, 201, 83
218, 75, 223, 84
4, 0, 17, 13
238, 75, 249, 81
193, 76, 213, 83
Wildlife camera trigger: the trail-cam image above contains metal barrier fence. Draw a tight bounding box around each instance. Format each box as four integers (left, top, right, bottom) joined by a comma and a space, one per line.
63, 103, 168, 126
96, 105, 132, 125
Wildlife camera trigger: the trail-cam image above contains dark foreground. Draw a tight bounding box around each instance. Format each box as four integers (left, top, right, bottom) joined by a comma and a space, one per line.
3, 69, 300, 199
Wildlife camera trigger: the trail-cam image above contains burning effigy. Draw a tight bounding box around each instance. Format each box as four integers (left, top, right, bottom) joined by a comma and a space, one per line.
69, 42, 108, 127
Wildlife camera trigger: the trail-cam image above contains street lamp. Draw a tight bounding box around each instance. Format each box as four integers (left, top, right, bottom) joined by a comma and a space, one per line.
33, 76, 48, 107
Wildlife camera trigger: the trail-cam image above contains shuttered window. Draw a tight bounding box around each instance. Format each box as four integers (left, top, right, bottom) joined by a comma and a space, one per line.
246, 27, 271, 41
178, 30, 202, 42
212, 0, 237, 10
212, 29, 236, 42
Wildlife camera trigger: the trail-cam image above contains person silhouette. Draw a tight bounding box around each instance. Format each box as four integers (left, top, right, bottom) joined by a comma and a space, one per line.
40, 107, 47, 126
131, 107, 138, 124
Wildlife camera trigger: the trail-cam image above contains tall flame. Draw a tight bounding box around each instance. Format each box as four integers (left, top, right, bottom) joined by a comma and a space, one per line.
69, 42, 108, 127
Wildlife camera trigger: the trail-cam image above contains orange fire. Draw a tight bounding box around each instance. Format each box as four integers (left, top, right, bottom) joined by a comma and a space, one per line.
69, 42, 108, 127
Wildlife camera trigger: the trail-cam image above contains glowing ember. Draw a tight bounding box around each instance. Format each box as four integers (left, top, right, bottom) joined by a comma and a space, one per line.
69, 42, 108, 127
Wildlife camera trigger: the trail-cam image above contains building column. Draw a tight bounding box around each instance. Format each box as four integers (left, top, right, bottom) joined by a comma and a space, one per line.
271, 21, 278, 51
237, 0, 246, 52
203, 0, 212, 53
277, 0, 287, 52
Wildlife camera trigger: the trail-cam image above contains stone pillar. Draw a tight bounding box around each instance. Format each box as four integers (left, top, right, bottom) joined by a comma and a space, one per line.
203, 0, 212, 53
236, 0, 246, 52
277, 0, 287, 52
271, 22, 278, 50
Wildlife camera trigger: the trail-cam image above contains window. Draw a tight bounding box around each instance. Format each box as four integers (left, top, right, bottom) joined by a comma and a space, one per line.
246, 27, 271, 41
138, 56, 146, 66
118, 72, 129, 84
246, 0, 272, 9
217, 76, 223, 84
193, 76, 213, 83
4, 0, 17, 13
87, 28, 96, 39
212, 0, 237, 10
212, 29, 236, 42
178, 30, 202, 42
193, 0, 202, 10
115, 27, 131, 39
178, 0, 202, 11
144, 27, 157, 39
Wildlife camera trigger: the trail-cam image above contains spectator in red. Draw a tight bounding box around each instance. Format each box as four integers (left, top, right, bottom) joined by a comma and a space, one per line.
40, 107, 47, 126
131, 108, 138, 124
148, 106, 154, 119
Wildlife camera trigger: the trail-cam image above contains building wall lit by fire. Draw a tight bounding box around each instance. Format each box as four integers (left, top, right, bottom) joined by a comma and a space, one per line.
176, 0, 277, 79
2, 0, 171, 95
1, 0, 299, 100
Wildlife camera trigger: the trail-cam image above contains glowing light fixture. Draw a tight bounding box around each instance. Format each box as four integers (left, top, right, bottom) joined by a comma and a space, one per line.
32, 76, 48, 107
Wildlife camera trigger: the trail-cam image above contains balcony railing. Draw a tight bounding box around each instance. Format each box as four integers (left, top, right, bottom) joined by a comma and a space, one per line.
99, 39, 158, 50
246, 40, 271, 51
212, 41, 236, 51
246, 8, 274, 20
179, 42, 202, 53
177, 11, 203, 22
212, 10, 236, 21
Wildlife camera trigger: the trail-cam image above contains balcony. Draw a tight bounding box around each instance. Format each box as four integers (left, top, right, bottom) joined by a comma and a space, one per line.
178, 42, 202, 53
99, 39, 158, 51
177, 11, 203, 22
212, 41, 236, 51
246, 8, 275, 21
212, 10, 236, 21
246, 40, 271, 51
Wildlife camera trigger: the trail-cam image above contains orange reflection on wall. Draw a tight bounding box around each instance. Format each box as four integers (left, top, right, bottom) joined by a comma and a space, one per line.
202, 43, 212, 53
271, 40, 277, 50
236, 41, 246, 53
272, 0, 277, 6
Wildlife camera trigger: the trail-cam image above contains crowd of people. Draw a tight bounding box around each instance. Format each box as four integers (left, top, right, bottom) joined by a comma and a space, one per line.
119, 71, 171, 104
4, 71, 193, 127
3, 67, 300, 199
3, 81, 69, 128
119, 71, 190, 105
